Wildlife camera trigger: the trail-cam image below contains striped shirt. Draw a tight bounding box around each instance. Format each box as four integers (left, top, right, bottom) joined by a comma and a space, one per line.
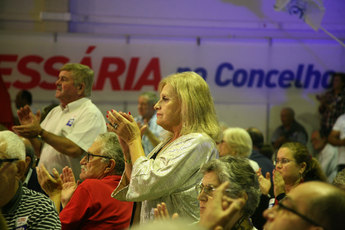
3, 184, 61, 229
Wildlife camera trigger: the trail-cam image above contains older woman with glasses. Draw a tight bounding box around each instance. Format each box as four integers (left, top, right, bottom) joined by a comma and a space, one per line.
257, 142, 327, 204
197, 156, 260, 230
155, 156, 261, 230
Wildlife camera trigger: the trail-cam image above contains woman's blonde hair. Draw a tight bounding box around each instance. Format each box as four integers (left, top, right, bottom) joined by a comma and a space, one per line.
159, 72, 220, 141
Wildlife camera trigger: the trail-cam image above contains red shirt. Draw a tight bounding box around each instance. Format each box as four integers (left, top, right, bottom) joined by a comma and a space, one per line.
60, 175, 133, 230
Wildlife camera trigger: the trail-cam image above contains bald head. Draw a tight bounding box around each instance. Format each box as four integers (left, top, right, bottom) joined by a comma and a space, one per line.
291, 181, 345, 230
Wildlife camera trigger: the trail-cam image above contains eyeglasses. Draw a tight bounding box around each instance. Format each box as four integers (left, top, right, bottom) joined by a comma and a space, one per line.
196, 183, 216, 196
0, 158, 19, 168
195, 183, 234, 198
85, 152, 112, 163
274, 158, 294, 165
277, 202, 322, 228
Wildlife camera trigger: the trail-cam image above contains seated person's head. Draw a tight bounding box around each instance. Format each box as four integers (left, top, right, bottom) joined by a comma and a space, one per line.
197, 156, 260, 228
79, 132, 124, 180
219, 127, 252, 158
263, 181, 345, 230
15, 90, 32, 109
276, 142, 327, 184
0, 131, 26, 207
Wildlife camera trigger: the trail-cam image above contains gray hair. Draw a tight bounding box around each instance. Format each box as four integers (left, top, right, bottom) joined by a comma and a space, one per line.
60, 63, 94, 97
140, 91, 159, 106
95, 132, 125, 175
200, 155, 260, 217
0, 131, 25, 160
223, 127, 252, 157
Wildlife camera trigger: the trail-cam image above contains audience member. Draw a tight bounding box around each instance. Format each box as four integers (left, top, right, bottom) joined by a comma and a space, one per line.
333, 168, 345, 191
257, 142, 327, 204
317, 72, 345, 137
271, 107, 308, 150
107, 71, 220, 224
311, 130, 338, 182
328, 112, 345, 172
154, 156, 260, 230
263, 181, 345, 230
13, 63, 107, 180
198, 156, 260, 230
219, 127, 259, 171
247, 127, 274, 176
20, 137, 44, 194
135, 91, 165, 156
37, 132, 133, 229
15, 90, 32, 109
0, 130, 61, 229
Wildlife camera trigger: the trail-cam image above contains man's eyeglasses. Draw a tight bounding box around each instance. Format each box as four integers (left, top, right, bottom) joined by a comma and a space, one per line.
0, 158, 19, 168
277, 202, 322, 228
85, 152, 112, 163
274, 158, 294, 165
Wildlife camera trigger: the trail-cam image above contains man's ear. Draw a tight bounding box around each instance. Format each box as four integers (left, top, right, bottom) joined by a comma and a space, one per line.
104, 159, 116, 174
16, 160, 27, 180
25, 156, 31, 169
299, 162, 307, 175
77, 83, 85, 96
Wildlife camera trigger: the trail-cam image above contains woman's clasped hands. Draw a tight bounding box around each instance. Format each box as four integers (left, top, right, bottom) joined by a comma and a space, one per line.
106, 110, 141, 144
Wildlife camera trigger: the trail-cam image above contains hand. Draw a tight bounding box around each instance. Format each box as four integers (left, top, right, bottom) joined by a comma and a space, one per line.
106, 110, 141, 144
36, 165, 62, 197
17, 105, 35, 125
13, 108, 42, 138
154, 202, 179, 221
256, 168, 271, 195
272, 170, 285, 197
199, 182, 245, 230
60, 166, 78, 207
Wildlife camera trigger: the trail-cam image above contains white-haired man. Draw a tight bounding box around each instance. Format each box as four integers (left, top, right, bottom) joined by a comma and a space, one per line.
0, 130, 60, 229
37, 132, 133, 229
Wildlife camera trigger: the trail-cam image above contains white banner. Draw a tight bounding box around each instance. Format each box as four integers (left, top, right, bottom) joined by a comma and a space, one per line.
1, 33, 345, 140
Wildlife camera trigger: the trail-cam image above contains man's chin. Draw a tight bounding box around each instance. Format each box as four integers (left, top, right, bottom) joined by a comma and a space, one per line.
55, 92, 61, 99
